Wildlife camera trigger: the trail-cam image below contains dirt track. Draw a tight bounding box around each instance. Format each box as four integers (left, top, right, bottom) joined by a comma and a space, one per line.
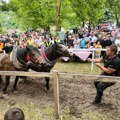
0, 76, 120, 120
59, 78, 120, 119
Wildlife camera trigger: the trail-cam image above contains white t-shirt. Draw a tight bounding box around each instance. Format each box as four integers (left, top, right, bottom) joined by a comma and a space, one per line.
73, 39, 80, 49
89, 36, 97, 43
115, 39, 120, 50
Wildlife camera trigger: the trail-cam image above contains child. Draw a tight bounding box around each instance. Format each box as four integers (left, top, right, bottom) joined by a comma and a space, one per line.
4, 108, 25, 120
95, 40, 102, 58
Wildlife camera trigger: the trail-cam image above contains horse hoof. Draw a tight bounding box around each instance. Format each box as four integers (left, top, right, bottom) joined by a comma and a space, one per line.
11, 89, 18, 93
2, 93, 8, 97
2, 90, 7, 95
13, 91, 18, 93
45, 84, 50, 91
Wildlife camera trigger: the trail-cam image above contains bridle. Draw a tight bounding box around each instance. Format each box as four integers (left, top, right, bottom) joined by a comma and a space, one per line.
41, 46, 55, 65
57, 44, 70, 57
62, 48, 69, 57
16, 51, 42, 67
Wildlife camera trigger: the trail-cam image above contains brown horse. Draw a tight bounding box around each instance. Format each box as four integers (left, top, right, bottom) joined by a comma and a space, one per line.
0, 46, 43, 94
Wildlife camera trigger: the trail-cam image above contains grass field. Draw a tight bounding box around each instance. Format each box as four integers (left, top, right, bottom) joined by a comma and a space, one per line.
53, 61, 101, 74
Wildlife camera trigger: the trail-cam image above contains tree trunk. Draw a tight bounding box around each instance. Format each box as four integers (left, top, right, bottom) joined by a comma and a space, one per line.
56, 0, 62, 31
88, 21, 91, 33
82, 21, 85, 28
115, 12, 120, 27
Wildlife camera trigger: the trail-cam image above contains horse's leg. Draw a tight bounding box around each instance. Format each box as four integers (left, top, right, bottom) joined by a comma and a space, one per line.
12, 76, 19, 92
2, 76, 10, 94
0, 75, 3, 83
45, 77, 50, 91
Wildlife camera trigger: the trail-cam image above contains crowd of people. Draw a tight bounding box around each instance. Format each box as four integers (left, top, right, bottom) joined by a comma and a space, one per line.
0, 26, 120, 58
65, 27, 120, 58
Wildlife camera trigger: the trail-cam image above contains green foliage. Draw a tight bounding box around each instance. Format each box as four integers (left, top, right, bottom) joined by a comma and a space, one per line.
61, 0, 79, 29
106, 0, 120, 26
1, 0, 119, 30
9, 0, 56, 29
0, 0, 9, 11
0, 11, 20, 30
71, 0, 106, 26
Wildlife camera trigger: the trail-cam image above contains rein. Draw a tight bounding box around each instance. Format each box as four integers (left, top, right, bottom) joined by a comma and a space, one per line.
62, 48, 69, 57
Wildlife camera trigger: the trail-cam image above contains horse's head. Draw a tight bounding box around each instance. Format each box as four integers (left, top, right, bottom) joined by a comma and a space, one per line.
26, 46, 45, 65
55, 43, 73, 58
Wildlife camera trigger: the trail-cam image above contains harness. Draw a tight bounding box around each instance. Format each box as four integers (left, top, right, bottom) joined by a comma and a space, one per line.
10, 46, 27, 70
0, 52, 8, 67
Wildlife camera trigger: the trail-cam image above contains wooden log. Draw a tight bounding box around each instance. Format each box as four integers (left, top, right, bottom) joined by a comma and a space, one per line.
0, 71, 52, 78
91, 51, 95, 71
58, 73, 120, 83
53, 70, 60, 119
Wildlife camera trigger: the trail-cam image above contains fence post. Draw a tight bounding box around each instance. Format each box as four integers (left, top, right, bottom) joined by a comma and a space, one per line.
91, 50, 95, 71
53, 70, 60, 119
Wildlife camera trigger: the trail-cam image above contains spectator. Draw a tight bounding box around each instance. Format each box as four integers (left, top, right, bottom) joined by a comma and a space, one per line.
86, 38, 92, 48
58, 28, 65, 45
95, 41, 102, 58
73, 34, 80, 49
83, 34, 89, 43
104, 35, 112, 48
50, 37, 55, 44
20, 40, 27, 48
54, 37, 60, 44
4, 108, 25, 120
67, 35, 74, 48
34, 36, 43, 48
0, 39, 4, 50
89, 31, 97, 46
80, 35, 86, 49
14, 35, 20, 46
2, 38, 13, 54
115, 34, 120, 58
44, 39, 51, 47
27, 35, 35, 46
78, 29, 83, 38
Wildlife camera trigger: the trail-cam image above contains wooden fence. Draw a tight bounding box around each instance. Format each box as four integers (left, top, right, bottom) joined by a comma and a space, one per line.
0, 70, 120, 119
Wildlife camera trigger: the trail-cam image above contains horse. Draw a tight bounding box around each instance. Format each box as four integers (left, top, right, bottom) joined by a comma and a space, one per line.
13, 43, 73, 92
0, 45, 43, 94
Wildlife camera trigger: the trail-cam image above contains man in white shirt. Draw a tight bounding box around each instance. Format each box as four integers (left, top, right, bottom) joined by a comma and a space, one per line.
115, 34, 120, 57
89, 32, 97, 45
73, 35, 80, 49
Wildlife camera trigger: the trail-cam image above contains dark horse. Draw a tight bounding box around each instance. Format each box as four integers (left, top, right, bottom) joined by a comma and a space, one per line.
13, 43, 73, 92
0, 46, 43, 94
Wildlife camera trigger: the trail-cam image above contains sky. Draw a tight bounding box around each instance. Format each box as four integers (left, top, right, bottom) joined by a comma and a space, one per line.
5, 0, 9, 3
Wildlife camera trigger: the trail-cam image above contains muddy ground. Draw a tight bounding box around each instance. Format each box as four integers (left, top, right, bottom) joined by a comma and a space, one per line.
0, 75, 120, 120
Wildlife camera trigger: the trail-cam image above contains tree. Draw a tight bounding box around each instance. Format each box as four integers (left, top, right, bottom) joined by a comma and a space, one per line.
9, 0, 56, 29
71, 0, 106, 28
106, 0, 120, 27
56, 0, 62, 31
